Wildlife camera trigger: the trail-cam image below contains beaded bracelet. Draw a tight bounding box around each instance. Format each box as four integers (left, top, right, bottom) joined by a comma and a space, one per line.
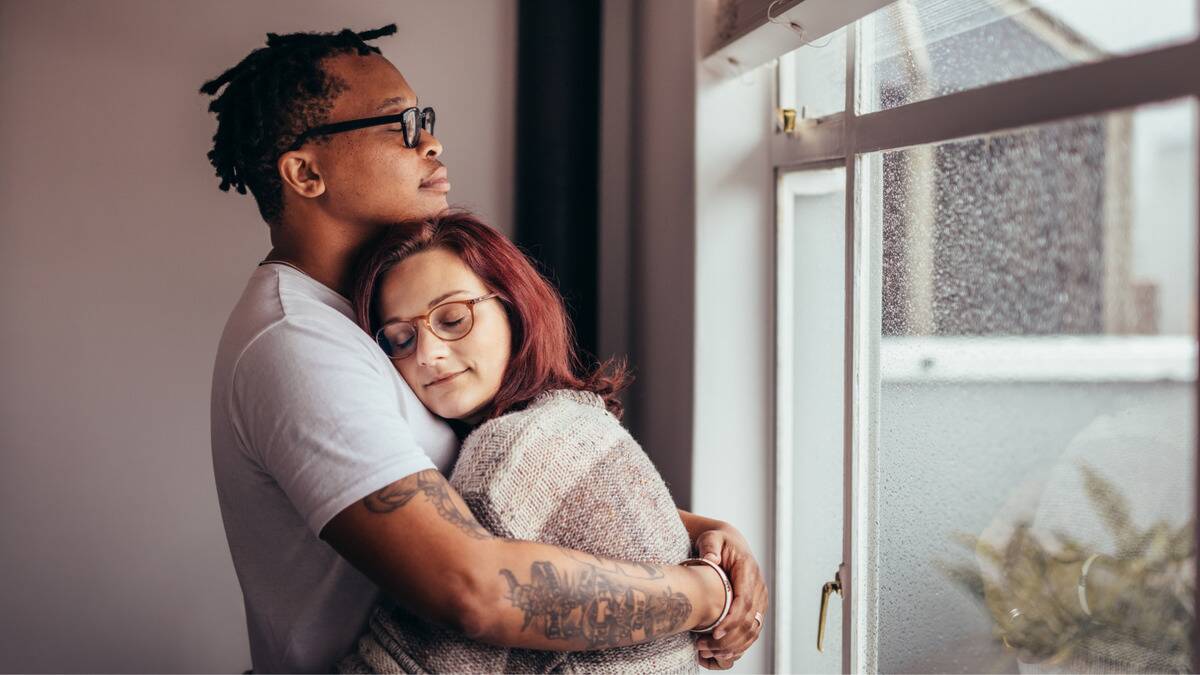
681, 557, 733, 633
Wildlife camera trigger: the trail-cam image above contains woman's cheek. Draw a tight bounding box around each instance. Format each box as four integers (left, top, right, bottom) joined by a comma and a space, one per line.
489, 332, 511, 388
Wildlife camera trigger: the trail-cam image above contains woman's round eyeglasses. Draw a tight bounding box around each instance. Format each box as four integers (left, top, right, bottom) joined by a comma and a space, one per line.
375, 292, 499, 360
291, 106, 436, 151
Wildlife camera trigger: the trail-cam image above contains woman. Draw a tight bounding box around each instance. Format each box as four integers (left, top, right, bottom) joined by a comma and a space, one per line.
339, 211, 726, 673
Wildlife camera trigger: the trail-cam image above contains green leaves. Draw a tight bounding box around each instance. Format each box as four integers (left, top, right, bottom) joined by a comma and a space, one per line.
938, 463, 1194, 672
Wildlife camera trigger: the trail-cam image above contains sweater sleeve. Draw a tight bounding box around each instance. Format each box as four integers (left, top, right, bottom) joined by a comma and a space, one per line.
449, 395, 617, 541
450, 393, 691, 562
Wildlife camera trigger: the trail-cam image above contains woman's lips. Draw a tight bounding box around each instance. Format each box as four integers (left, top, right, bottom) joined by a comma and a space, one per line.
426, 369, 466, 387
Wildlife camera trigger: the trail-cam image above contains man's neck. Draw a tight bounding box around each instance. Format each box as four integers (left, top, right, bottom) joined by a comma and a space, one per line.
267, 218, 380, 298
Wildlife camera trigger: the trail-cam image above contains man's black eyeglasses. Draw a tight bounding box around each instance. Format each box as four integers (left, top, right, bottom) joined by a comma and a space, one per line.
290, 106, 435, 151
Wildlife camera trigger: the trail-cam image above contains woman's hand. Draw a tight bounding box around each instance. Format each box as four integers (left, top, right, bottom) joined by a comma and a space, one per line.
691, 523, 769, 669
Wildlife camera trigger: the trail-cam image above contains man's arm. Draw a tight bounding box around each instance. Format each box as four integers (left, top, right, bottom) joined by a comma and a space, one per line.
322, 470, 726, 651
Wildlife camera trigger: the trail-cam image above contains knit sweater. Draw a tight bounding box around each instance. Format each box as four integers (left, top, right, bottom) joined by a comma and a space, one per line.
338, 389, 697, 674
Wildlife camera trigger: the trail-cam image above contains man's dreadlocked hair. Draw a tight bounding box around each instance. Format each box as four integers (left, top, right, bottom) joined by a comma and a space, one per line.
199, 25, 398, 224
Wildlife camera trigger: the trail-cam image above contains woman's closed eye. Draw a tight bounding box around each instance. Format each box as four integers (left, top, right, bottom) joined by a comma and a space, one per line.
434, 306, 468, 328
436, 315, 466, 331
382, 324, 417, 352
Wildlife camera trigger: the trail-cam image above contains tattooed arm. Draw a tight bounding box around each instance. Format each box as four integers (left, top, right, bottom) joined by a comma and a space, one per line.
322, 469, 726, 650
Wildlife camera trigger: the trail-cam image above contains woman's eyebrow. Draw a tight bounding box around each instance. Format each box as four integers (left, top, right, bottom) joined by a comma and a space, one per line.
382, 291, 472, 324
426, 289, 470, 308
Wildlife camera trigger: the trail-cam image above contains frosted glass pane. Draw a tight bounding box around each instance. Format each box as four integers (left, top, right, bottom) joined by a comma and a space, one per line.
779, 168, 846, 672
861, 0, 1199, 113
779, 27, 848, 120
866, 98, 1197, 673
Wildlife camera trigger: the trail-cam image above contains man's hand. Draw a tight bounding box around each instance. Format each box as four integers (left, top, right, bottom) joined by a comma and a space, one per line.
677, 512, 769, 669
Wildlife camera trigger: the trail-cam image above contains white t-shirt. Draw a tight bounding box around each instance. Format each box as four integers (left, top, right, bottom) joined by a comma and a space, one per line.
210, 264, 458, 674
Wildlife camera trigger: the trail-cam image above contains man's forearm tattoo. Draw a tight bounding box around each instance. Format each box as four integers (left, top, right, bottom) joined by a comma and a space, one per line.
499, 560, 692, 649
362, 471, 491, 539
562, 549, 664, 580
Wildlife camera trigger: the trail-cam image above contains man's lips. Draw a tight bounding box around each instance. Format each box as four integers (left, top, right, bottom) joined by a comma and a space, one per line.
425, 368, 466, 387
420, 167, 451, 193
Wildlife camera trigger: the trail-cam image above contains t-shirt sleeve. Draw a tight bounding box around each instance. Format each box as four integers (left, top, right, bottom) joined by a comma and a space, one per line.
229, 317, 436, 536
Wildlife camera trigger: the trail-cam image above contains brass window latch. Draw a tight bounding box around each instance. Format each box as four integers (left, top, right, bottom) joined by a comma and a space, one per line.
778, 107, 823, 134
779, 107, 798, 133
817, 566, 843, 652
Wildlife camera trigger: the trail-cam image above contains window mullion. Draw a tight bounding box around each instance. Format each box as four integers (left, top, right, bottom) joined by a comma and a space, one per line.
771, 113, 848, 168
842, 19, 859, 675
776, 39, 1200, 166
850, 39, 1200, 155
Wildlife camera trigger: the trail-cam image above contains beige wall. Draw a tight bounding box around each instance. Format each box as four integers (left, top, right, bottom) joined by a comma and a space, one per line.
0, 1, 516, 671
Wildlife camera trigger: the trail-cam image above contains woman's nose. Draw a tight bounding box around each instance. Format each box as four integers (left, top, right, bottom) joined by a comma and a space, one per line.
414, 322, 450, 366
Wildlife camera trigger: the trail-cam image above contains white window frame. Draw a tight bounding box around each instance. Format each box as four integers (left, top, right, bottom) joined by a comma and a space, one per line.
768, 7, 1200, 673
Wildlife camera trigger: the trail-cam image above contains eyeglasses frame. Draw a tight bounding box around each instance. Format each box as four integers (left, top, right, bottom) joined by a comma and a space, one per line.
289, 106, 436, 151
375, 292, 500, 360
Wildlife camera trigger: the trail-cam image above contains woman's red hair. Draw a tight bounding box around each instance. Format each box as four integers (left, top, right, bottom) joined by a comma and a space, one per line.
352, 210, 629, 420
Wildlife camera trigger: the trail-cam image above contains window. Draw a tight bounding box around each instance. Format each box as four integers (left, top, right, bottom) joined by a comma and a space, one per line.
771, 1, 1199, 672
776, 166, 847, 672
863, 0, 1198, 112
869, 99, 1196, 674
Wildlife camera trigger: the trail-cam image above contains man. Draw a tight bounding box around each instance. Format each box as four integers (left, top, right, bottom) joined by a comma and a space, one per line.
203, 25, 766, 673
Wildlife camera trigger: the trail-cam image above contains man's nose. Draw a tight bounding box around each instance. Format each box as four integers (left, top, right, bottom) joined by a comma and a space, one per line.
414, 322, 450, 366
419, 131, 443, 159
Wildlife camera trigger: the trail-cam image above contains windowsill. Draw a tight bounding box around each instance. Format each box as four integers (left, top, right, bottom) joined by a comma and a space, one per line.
881, 334, 1197, 383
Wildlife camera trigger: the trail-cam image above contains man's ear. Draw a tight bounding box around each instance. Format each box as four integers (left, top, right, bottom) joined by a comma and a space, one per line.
278, 150, 327, 200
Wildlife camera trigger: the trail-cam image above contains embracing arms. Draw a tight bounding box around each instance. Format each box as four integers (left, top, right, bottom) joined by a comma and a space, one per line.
678, 508, 770, 668
232, 322, 765, 659
322, 469, 727, 651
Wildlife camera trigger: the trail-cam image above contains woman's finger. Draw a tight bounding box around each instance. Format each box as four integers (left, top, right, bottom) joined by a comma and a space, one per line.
729, 557, 764, 608
709, 627, 755, 656
705, 602, 766, 655
711, 626, 755, 657
712, 593, 751, 640
697, 627, 742, 654
699, 655, 736, 671
697, 629, 748, 654
705, 606, 766, 660
696, 636, 722, 652
694, 530, 725, 565
726, 568, 764, 627
724, 560, 767, 632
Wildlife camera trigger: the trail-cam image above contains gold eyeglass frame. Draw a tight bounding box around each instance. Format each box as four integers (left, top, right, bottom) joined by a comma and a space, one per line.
374, 292, 500, 360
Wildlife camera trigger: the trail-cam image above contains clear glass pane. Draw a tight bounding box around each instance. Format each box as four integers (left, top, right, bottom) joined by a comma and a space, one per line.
778, 27, 848, 120
860, 0, 1199, 113
864, 98, 1197, 672
778, 167, 846, 673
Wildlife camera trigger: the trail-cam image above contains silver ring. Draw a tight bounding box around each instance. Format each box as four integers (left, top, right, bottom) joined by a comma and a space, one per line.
753, 611, 764, 629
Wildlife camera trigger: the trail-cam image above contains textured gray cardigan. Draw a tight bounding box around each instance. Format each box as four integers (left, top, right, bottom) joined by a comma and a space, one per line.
338, 389, 698, 674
